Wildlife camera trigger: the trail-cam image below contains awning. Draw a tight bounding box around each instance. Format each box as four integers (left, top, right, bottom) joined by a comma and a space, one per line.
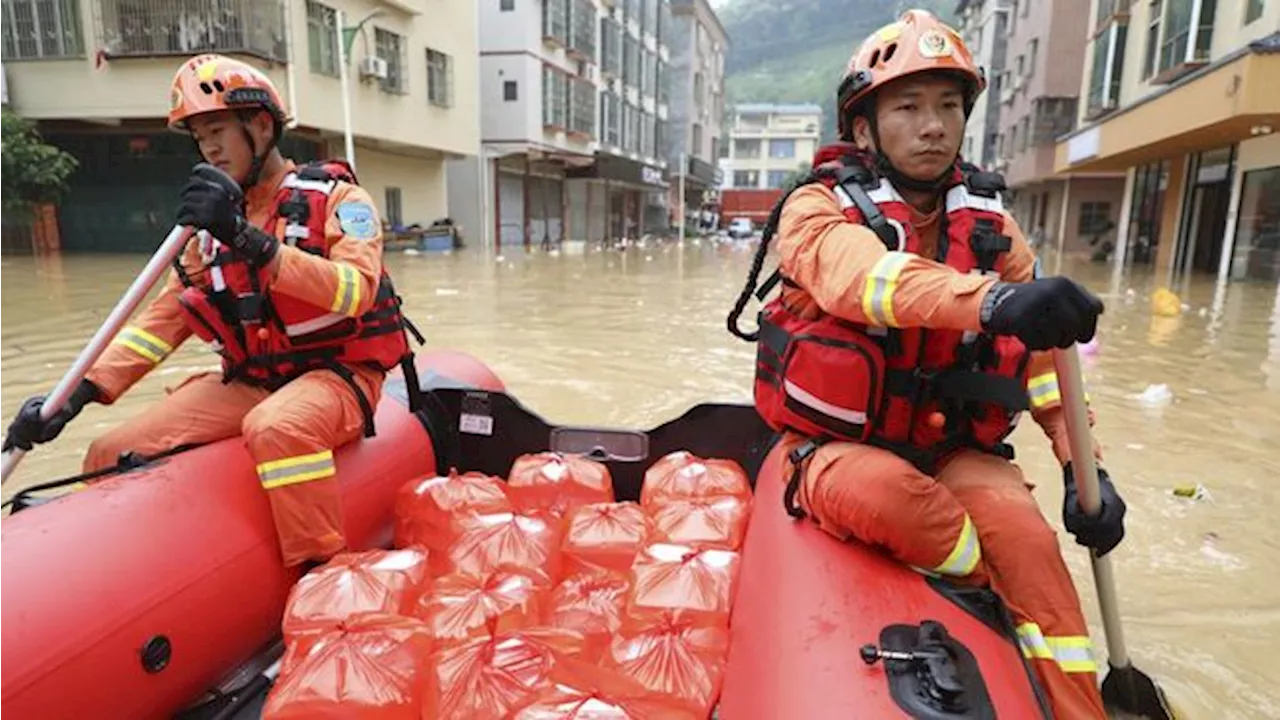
1055, 35, 1280, 173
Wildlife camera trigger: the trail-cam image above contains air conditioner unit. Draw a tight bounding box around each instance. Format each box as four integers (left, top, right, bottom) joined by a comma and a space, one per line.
359, 56, 389, 80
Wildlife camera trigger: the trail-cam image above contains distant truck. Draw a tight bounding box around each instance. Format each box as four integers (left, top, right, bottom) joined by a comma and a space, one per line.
720, 189, 784, 230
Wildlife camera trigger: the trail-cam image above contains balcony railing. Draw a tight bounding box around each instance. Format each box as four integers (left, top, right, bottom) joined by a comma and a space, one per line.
96, 0, 286, 62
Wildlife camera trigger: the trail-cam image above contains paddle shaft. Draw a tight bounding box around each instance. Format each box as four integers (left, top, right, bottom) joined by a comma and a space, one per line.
0, 224, 195, 485
1052, 344, 1131, 669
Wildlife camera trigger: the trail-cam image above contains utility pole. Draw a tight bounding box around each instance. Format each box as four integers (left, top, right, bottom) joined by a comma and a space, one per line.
677, 151, 687, 240
334, 10, 384, 172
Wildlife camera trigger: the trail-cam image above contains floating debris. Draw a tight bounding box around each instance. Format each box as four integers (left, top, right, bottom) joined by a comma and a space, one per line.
1136, 383, 1174, 408
1172, 483, 1213, 502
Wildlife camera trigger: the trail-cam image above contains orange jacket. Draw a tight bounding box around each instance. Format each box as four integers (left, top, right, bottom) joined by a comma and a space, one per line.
776, 183, 1099, 466
86, 160, 386, 404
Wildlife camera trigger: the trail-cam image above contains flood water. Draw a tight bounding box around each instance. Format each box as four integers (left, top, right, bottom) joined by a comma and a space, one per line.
2, 241, 1278, 718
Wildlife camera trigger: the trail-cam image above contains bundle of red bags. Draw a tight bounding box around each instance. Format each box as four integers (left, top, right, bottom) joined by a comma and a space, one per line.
264, 450, 752, 719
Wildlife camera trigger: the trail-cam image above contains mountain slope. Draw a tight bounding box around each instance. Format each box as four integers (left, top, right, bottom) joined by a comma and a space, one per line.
721, 0, 957, 140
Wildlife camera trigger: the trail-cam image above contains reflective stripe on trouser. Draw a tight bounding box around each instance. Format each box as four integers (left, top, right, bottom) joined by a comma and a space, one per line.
937, 450, 1107, 719
243, 367, 382, 567
791, 438, 990, 586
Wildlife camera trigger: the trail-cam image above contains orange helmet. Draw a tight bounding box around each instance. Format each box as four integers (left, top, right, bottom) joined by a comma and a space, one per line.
836, 10, 985, 139
167, 54, 290, 131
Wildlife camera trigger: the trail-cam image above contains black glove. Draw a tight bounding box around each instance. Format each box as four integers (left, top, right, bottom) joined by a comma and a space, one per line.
175, 163, 279, 266
1062, 463, 1126, 557
3, 380, 100, 453
979, 277, 1104, 351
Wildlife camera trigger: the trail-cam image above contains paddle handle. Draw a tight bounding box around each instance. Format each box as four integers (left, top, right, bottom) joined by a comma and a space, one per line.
1, 224, 195, 485
1052, 344, 1130, 669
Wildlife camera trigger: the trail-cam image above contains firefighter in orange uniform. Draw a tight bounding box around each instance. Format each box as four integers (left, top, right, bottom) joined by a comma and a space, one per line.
2, 54, 417, 568
728, 11, 1126, 719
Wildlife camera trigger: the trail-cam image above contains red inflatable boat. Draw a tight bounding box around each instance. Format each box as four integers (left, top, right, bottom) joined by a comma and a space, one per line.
2, 356, 1051, 719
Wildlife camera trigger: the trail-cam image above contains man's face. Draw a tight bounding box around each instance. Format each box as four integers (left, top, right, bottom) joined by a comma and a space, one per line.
187, 110, 268, 184
855, 74, 966, 182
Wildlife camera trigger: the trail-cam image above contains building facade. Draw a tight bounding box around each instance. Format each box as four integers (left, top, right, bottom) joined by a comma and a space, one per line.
663, 0, 727, 234
955, 0, 1011, 169
991, 0, 1126, 257
448, 0, 673, 249
1057, 0, 1279, 285
2, 0, 478, 252
720, 103, 822, 191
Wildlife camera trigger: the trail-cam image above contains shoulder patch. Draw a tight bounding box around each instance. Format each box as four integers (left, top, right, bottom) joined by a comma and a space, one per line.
336, 201, 379, 240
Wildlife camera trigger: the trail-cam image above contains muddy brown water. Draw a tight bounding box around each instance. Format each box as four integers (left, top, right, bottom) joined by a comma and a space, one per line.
2, 241, 1277, 718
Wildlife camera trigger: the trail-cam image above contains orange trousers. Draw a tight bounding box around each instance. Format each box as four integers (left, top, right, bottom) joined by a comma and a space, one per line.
84, 367, 383, 567
790, 437, 1105, 720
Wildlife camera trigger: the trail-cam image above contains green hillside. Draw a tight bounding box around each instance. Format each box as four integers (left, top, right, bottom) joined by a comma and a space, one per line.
721, 0, 957, 140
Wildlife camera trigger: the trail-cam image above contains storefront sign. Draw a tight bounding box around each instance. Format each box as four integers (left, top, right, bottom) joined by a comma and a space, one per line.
566, 152, 670, 189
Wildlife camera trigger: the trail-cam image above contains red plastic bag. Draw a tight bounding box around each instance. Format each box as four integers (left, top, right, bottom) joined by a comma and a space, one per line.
507, 452, 613, 516
628, 543, 740, 626
649, 495, 751, 551
605, 610, 730, 717
640, 452, 751, 510
561, 502, 651, 577
264, 614, 433, 720
281, 549, 429, 639
422, 627, 585, 719
448, 511, 564, 586
393, 470, 510, 565
547, 570, 630, 661
506, 657, 700, 719
414, 568, 547, 646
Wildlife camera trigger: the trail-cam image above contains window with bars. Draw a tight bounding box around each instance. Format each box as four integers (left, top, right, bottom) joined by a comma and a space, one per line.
570, 78, 596, 136
2, 0, 84, 59
306, 1, 338, 76
570, 0, 597, 59
542, 65, 569, 128
375, 28, 408, 94
543, 0, 569, 45
426, 48, 453, 107
93, 0, 285, 61
600, 17, 621, 76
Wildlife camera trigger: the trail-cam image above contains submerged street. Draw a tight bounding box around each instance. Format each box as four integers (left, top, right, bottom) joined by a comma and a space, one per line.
2, 242, 1278, 718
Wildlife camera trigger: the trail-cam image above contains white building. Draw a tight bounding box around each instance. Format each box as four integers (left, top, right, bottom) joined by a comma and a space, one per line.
720, 103, 822, 190
449, 0, 673, 248
955, 0, 1010, 168
663, 0, 728, 231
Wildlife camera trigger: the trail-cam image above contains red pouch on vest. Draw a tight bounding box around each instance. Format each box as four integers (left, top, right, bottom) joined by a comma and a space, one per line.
754, 302, 886, 443
176, 286, 250, 367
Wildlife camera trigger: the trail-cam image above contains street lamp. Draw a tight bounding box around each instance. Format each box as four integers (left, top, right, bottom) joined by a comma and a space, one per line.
334, 9, 384, 172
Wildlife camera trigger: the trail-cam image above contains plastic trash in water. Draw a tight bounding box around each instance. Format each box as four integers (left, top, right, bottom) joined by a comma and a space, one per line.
1151, 287, 1182, 316
1172, 484, 1213, 503
1136, 383, 1174, 408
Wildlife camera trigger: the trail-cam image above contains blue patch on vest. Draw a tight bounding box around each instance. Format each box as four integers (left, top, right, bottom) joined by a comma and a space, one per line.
336, 202, 378, 240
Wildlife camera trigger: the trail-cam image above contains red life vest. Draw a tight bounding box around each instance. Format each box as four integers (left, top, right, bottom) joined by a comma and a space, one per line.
735, 151, 1031, 485
174, 159, 420, 435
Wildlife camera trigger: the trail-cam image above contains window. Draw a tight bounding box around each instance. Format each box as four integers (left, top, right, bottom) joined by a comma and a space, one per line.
375, 28, 408, 94
426, 49, 453, 107
1245, 0, 1264, 23
623, 35, 639, 87
2, 0, 84, 59
601, 18, 621, 76
500, 0, 514, 9
1087, 22, 1128, 117
385, 188, 403, 227
692, 124, 703, 156
770, 139, 795, 159
543, 0, 569, 45
734, 139, 761, 158
733, 170, 760, 188
693, 72, 705, 115
1015, 54, 1025, 77
306, 1, 338, 76
1028, 38, 1038, 78
570, 0, 597, 58
1143, 0, 1162, 79
656, 61, 668, 104
1231, 166, 1280, 281
504, 80, 519, 101
543, 66, 569, 128
570, 78, 596, 136
1078, 202, 1113, 235
1019, 117, 1030, 152
1158, 0, 1216, 77
766, 170, 789, 189
602, 91, 621, 146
